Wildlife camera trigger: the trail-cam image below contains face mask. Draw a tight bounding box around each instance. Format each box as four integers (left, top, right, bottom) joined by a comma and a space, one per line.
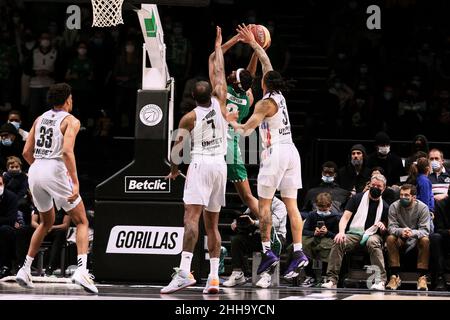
40, 39, 50, 48
0, 186, 3, 196
378, 146, 390, 155
369, 187, 382, 199
8, 121, 20, 130
351, 159, 363, 166
317, 210, 331, 217
400, 198, 411, 207
78, 48, 87, 56
431, 160, 441, 172
322, 176, 334, 184
125, 45, 135, 53
1, 138, 12, 146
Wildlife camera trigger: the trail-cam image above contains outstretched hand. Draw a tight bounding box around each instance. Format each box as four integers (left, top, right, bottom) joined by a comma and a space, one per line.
215, 26, 222, 48
236, 23, 256, 44
225, 110, 239, 123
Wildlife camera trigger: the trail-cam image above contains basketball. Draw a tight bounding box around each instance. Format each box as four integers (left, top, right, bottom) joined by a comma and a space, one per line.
251, 24, 271, 48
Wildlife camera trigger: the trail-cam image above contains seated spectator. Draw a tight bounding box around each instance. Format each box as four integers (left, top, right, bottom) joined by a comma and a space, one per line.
386, 184, 431, 291
428, 148, 450, 201
0, 174, 18, 278
223, 197, 287, 288
366, 131, 405, 187
7, 110, 29, 141
363, 167, 399, 205
430, 185, 450, 291
336, 144, 371, 195
302, 161, 351, 213
322, 174, 389, 290
302, 192, 340, 284
0, 123, 26, 172
3, 156, 28, 200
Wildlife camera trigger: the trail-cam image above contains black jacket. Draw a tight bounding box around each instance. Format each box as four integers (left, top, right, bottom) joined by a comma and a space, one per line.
0, 189, 18, 227
337, 164, 371, 193
303, 210, 341, 239
366, 152, 405, 186
3, 172, 29, 199
302, 182, 351, 213
434, 197, 450, 238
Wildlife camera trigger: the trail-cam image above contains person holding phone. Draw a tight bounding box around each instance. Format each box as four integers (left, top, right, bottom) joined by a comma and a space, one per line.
301, 193, 341, 285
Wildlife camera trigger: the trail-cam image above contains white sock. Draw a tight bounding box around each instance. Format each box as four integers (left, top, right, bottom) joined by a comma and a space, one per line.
262, 241, 271, 253
179, 251, 193, 273
293, 243, 303, 252
23, 255, 34, 272
209, 258, 219, 278
77, 254, 88, 272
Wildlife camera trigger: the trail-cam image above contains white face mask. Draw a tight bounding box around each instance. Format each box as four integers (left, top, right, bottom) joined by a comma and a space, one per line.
378, 146, 390, 155
0, 186, 4, 196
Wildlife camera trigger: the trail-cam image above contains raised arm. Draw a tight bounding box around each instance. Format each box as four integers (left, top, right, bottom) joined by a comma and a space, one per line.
237, 24, 273, 76
210, 26, 228, 118
208, 34, 240, 87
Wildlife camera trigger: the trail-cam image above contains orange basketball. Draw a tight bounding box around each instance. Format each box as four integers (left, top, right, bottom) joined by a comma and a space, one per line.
251, 24, 271, 48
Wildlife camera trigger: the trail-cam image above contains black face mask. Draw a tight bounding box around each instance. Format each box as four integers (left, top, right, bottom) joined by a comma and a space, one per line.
369, 187, 382, 198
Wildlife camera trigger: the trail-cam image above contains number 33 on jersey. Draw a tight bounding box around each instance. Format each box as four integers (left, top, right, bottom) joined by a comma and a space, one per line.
34, 109, 70, 159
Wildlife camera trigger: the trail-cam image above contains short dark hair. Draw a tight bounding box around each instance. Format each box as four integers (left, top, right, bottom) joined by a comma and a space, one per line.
238, 69, 253, 92
192, 81, 212, 104
263, 70, 287, 93
400, 183, 417, 196
47, 83, 72, 107
8, 110, 21, 118
321, 161, 338, 172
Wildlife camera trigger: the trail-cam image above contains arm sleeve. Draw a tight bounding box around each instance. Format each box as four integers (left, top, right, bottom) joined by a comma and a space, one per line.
388, 204, 403, 237
411, 206, 431, 238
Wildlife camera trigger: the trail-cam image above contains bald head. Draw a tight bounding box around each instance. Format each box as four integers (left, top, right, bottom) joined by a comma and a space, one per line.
192, 81, 212, 105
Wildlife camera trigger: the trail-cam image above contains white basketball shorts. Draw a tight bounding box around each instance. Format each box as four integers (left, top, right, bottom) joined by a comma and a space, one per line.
28, 159, 82, 212
257, 143, 302, 197
183, 155, 227, 212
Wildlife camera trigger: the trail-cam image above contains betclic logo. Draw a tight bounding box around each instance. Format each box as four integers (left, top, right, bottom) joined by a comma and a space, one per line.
124, 176, 170, 193
106, 226, 184, 255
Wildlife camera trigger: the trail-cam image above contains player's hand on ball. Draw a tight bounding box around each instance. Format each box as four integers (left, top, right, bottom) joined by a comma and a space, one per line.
236, 23, 255, 44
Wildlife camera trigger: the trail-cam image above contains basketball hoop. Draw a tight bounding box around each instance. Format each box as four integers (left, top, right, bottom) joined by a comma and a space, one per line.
91, 0, 124, 27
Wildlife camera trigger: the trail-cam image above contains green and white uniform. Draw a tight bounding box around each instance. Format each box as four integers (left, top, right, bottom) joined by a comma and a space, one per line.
226, 85, 250, 182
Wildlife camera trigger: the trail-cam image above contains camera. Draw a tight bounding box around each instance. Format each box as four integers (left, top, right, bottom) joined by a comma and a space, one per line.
316, 220, 325, 228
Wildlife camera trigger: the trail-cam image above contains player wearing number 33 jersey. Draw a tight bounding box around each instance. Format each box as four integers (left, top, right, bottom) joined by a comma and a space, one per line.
28, 102, 82, 212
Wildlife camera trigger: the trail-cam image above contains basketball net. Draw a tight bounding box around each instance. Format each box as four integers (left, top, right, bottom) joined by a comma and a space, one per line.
91, 0, 124, 27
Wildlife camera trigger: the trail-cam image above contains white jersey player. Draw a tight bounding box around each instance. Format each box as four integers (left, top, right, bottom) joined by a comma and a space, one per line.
229, 24, 309, 279
161, 27, 230, 295
16, 83, 98, 294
